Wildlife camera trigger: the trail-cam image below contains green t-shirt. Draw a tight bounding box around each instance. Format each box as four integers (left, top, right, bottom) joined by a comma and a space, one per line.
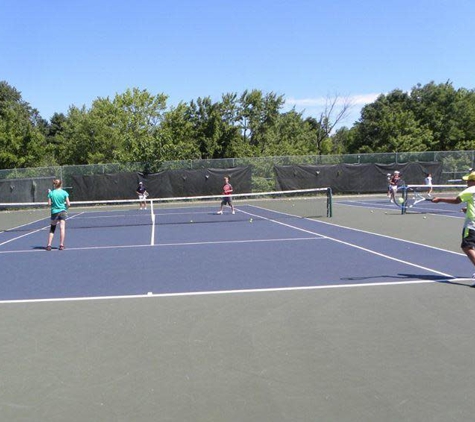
48, 188, 69, 214
458, 185, 475, 230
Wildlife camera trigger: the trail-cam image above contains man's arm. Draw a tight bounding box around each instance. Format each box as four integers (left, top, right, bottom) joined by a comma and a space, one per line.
432, 197, 462, 204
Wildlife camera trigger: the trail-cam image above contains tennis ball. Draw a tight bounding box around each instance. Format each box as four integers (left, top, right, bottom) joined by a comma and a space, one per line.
249, 218, 253, 223
397, 197, 405, 205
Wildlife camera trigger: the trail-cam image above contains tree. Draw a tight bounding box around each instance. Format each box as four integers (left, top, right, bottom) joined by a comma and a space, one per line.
259, 110, 318, 156
60, 105, 99, 164
59, 88, 169, 164
410, 82, 475, 150
349, 90, 434, 153
110, 88, 168, 163
188, 96, 226, 159
158, 102, 201, 161
45, 112, 68, 164
238, 90, 285, 153
0, 81, 50, 168
330, 126, 353, 155
305, 94, 353, 154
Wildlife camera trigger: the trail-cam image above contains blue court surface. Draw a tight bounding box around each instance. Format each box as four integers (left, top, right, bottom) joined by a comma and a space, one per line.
0, 203, 468, 301
2, 199, 475, 422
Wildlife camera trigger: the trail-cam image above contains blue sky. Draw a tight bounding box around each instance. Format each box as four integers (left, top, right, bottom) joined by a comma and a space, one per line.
1, 0, 473, 129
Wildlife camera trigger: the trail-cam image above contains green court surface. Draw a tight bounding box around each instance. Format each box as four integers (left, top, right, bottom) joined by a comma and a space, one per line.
2, 199, 475, 422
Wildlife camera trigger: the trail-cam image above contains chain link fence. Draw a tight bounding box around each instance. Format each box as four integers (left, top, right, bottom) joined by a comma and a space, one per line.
1, 151, 474, 194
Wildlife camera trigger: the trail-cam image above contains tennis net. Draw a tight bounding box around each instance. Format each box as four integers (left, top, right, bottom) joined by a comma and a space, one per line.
0, 187, 332, 232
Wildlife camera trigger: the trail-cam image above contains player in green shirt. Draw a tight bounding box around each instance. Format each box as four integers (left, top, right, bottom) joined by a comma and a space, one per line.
432, 171, 475, 284
46, 179, 70, 251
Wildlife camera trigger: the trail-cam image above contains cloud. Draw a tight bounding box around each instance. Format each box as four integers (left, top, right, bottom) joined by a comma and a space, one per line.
284, 93, 383, 130
285, 93, 381, 108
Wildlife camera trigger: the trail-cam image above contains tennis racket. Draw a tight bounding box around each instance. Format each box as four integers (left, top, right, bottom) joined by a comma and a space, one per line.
407, 190, 432, 208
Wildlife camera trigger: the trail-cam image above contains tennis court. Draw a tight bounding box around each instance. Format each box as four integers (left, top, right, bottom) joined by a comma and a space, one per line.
2, 189, 475, 421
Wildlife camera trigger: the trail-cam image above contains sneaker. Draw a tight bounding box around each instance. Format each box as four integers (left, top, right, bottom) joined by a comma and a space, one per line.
46, 245, 51, 251
59, 245, 65, 251
217, 211, 223, 215
232, 210, 235, 214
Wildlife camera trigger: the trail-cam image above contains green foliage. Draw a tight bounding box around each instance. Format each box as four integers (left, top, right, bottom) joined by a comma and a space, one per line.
3, 80, 475, 171
251, 176, 274, 192
347, 81, 475, 154
0, 81, 50, 168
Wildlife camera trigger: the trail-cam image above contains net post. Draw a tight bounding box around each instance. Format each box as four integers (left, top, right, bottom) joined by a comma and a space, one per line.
401, 186, 407, 215
150, 198, 155, 246
326, 187, 333, 217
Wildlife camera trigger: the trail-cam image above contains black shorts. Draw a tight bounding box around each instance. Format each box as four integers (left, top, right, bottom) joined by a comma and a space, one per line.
461, 228, 475, 249
221, 197, 232, 206
51, 211, 67, 224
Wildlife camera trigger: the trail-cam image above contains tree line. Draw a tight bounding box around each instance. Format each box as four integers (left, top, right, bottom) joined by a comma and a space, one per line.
1, 80, 475, 170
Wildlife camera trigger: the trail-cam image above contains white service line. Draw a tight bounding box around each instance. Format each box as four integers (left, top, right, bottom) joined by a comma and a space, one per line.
0, 237, 322, 254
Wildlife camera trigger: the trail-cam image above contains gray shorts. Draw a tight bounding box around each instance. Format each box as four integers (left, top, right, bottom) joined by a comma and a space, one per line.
51, 211, 67, 224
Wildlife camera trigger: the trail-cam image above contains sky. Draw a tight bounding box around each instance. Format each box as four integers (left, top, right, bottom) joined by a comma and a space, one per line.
1, 0, 474, 130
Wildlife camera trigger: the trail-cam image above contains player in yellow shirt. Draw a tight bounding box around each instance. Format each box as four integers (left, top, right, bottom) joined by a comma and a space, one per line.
432, 171, 475, 284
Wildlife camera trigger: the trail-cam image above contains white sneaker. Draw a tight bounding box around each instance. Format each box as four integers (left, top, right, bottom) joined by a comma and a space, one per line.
232, 210, 235, 214
217, 211, 223, 215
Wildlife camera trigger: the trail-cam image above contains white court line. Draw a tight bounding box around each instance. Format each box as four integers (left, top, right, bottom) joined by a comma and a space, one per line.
0, 212, 86, 248
337, 200, 464, 218
0, 279, 440, 305
0, 237, 323, 254
0, 226, 48, 247
0, 215, 49, 233
240, 206, 456, 279
309, 210, 466, 256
